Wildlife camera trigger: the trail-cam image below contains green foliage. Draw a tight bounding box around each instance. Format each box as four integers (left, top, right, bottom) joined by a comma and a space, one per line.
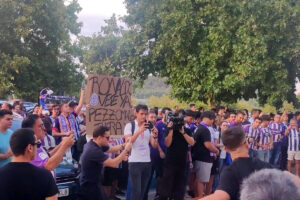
122, 0, 300, 108
147, 95, 189, 109
134, 76, 170, 99
261, 104, 277, 114
0, 0, 83, 101
281, 101, 295, 112
146, 95, 209, 110
131, 96, 138, 106
78, 14, 127, 76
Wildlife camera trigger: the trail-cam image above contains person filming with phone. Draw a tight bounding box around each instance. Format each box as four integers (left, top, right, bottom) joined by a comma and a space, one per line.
124, 104, 158, 200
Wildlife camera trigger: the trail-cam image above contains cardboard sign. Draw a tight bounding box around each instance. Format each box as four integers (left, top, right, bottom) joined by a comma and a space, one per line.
86, 74, 135, 137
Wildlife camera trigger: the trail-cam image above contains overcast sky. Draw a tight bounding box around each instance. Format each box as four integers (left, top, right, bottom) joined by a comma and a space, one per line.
77, 0, 127, 36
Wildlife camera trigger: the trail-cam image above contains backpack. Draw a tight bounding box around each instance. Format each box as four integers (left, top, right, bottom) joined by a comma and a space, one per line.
130, 121, 135, 135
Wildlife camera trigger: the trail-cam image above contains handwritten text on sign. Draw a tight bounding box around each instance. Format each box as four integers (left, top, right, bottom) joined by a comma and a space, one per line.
86, 75, 135, 136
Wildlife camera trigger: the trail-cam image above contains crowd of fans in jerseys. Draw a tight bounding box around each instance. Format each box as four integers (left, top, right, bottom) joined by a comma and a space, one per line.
1, 93, 300, 200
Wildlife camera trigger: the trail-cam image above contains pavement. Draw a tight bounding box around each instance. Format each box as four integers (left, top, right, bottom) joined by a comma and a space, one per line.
116, 189, 156, 200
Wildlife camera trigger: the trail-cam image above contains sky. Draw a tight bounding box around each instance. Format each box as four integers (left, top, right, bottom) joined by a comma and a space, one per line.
77, 0, 127, 36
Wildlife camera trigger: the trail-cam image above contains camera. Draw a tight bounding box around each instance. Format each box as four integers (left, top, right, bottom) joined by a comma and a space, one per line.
145, 121, 154, 130
164, 111, 185, 130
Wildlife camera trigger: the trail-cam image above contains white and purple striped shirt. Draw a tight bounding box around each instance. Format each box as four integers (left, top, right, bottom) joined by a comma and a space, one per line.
40, 134, 56, 151
256, 127, 272, 150
269, 122, 285, 143
288, 129, 300, 151
105, 138, 124, 168
244, 124, 260, 150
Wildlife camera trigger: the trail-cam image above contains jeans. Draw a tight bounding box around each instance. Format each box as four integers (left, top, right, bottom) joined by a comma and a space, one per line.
270, 143, 282, 167
212, 158, 224, 192
249, 149, 257, 158
128, 162, 152, 200
144, 159, 164, 200
256, 150, 270, 163
126, 179, 131, 200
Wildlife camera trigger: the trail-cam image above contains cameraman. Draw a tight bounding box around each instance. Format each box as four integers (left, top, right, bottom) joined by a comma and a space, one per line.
159, 110, 195, 200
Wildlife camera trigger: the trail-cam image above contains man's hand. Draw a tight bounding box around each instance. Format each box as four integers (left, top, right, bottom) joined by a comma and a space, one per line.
152, 127, 158, 138
66, 130, 74, 136
61, 135, 75, 148
159, 150, 166, 159
125, 142, 132, 152
2, 149, 13, 159
138, 122, 147, 134
179, 126, 185, 135
167, 121, 173, 129
248, 138, 254, 143
189, 162, 193, 169
216, 149, 220, 156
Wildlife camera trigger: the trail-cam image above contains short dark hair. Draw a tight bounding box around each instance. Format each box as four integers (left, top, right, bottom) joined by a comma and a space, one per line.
243, 109, 249, 116
2, 103, 13, 111
148, 109, 157, 115
190, 104, 195, 108
186, 110, 195, 117
162, 107, 171, 114
10, 128, 35, 156
217, 106, 225, 112
254, 117, 262, 122
136, 104, 148, 113
201, 111, 216, 120
261, 115, 270, 122
68, 101, 78, 108
93, 126, 109, 138
175, 109, 186, 116
0, 110, 13, 118
236, 110, 245, 116
222, 126, 245, 151
52, 104, 59, 108
22, 114, 40, 128
195, 111, 201, 120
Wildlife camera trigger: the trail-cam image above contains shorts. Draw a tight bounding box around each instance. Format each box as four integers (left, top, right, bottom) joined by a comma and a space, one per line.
287, 151, 300, 161
194, 161, 213, 183
103, 167, 119, 186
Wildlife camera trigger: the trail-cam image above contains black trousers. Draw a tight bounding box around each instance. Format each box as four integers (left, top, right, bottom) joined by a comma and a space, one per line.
78, 183, 107, 200
159, 162, 186, 200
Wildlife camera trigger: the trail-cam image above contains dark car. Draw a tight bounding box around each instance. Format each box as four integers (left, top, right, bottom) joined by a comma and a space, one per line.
55, 160, 80, 200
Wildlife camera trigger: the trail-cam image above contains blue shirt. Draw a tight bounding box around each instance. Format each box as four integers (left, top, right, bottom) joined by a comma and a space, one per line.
10, 118, 22, 132
150, 121, 167, 163
0, 129, 13, 167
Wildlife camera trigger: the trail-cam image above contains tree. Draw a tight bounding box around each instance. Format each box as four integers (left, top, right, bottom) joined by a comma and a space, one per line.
78, 14, 127, 76
0, 0, 83, 101
122, 0, 300, 108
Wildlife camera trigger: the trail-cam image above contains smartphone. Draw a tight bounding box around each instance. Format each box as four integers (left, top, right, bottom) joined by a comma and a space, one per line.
81, 81, 86, 89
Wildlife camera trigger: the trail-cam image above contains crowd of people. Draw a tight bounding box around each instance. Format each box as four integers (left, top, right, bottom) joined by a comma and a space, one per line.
1, 93, 300, 200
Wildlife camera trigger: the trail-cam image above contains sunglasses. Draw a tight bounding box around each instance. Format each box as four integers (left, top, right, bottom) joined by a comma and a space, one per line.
33, 141, 42, 148
103, 136, 110, 140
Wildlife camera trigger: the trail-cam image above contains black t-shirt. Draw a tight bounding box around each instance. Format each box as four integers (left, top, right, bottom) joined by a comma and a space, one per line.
217, 157, 273, 200
80, 140, 109, 185
0, 162, 58, 200
192, 124, 212, 163
164, 127, 192, 167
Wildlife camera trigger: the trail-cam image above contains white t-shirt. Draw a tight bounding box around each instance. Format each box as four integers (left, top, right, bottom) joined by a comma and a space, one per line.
124, 120, 151, 163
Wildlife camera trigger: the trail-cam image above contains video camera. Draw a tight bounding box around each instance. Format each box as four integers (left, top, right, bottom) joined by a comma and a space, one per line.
164, 111, 185, 131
